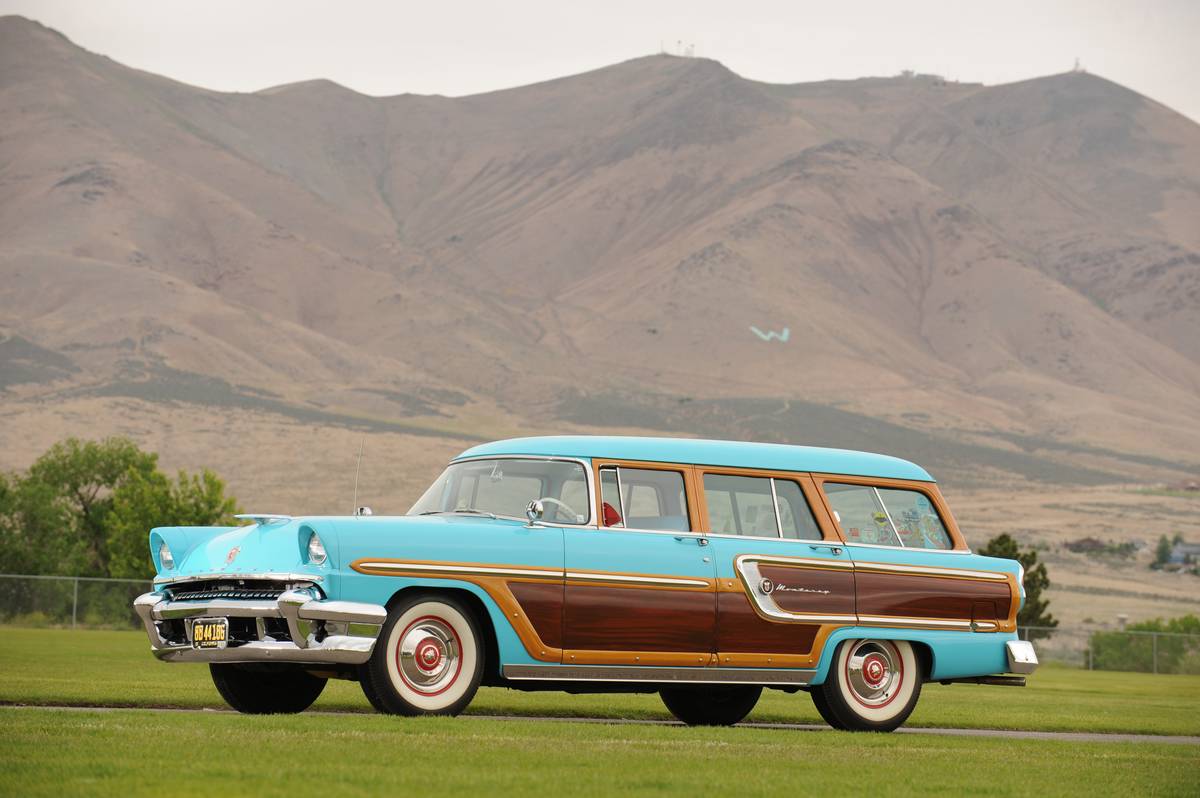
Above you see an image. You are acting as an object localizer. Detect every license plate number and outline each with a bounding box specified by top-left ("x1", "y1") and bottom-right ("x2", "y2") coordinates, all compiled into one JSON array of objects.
[{"x1": 192, "y1": 618, "x2": 229, "y2": 649}]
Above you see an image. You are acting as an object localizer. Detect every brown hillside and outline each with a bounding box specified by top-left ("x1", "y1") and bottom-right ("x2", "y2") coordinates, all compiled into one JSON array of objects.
[{"x1": 1, "y1": 15, "x2": 1199, "y2": 493}]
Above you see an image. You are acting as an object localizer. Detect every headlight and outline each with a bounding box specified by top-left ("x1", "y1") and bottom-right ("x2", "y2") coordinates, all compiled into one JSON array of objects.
[
  {"x1": 306, "y1": 531, "x2": 327, "y2": 565},
  {"x1": 158, "y1": 540, "x2": 175, "y2": 570}
]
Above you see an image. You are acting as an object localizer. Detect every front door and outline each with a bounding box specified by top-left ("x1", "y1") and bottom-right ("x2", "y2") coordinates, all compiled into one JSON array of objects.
[
  {"x1": 562, "y1": 463, "x2": 717, "y2": 666},
  {"x1": 700, "y1": 470, "x2": 855, "y2": 671}
]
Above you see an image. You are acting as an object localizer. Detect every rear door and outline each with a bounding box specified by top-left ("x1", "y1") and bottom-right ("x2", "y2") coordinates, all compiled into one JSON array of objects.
[
  {"x1": 562, "y1": 462, "x2": 717, "y2": 667},
  {"x1": 701, "y1": 470, "x2": 855, "y2": 670}
]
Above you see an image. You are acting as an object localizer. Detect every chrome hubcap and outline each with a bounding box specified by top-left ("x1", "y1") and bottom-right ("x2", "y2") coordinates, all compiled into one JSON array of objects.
[
  {"x1": 846, "y1": 641, "x2": 901, "y2": 707},
  {"x1": 397, "y1": 618, "x2": 460, "y2": 694}
]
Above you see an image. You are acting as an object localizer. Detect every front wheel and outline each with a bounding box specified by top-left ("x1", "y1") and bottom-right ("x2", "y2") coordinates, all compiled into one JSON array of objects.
[
  {"x1": 209, "y1": 663, "x2": 326, "y2": 714},
  {"x1": 660, "y1": 685, "x2": 762, "y2": 726},
  {"x1": 812, "y1": 639, "x2": 921, "y2": 732},
  {"x1": 360, "y1": 593, "x2": 483, "y2": 716}
]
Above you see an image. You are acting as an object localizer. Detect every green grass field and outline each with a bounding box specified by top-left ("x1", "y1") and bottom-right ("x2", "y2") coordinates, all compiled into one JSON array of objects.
[
  {"x1": 1, "y1": 627, "x2": 1197, "y2": 796},
  {"x1": 2, "y1": 626, "x2": 1197, "y2": 736}
]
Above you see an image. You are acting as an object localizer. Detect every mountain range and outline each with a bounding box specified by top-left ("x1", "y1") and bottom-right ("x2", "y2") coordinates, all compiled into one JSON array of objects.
[{"x1": 2, "y1": 14, "x2": 1199, "y2": 497}]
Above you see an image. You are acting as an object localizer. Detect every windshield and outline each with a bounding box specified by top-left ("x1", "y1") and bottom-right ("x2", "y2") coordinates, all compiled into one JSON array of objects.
[{"x1": 408, "y1": 458, "x2": 591, "y2": 525}]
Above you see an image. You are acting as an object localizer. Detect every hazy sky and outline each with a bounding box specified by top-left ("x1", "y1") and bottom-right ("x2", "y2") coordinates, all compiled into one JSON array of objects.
[{"x1": 3, "y1": 0, "x2": 1198, "y2": 121}]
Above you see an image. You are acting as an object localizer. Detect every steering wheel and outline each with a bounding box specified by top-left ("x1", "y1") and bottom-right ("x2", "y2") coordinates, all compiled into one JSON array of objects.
[{"x1": 538, "y1": 496, "x2": 580, "y2": 522}]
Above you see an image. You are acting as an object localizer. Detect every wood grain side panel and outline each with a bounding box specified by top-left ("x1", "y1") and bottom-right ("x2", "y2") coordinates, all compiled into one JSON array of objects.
[
  {"x1": 757, "y1": 564, "x2": 856, "y2": 616},
  {"x1": 716, "y1": 592, "x2": 818, "y2": 654},
  {"x1": 509, "y1": 581, "x2": 564, "y2": 649},
  {"x1": 854, "y1": 572, "x2": 1012, "y2": 621},
  {"x1": 564, "y1": 585, "x2": 714, "y2": 652}
]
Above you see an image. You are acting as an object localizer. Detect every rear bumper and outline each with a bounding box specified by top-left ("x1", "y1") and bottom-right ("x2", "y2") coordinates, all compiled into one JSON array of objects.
[
  {"x1": 1005, "y1": 639, "x2": 1039, "y2": 674},
  {"x1": 133, "y1": 588, "x2": 386, "y2": 665}
]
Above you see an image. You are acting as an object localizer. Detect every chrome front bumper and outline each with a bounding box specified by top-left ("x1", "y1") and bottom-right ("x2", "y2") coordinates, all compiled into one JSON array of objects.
[{"x1": 133, "y1": 588, "x2": 386, "y2": 665}]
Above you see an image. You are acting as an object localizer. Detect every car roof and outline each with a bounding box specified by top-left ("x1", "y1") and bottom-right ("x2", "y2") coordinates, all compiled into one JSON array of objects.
[{"x1": 454, "y1": 436, "x2": 935, "y2": 482}]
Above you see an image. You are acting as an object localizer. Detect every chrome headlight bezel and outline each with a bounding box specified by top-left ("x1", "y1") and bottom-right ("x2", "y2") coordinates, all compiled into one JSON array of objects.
[
  {"x1": 158, "y1": 540, "x2": 175, "y2": 571},
  {"x1": 306, "y1": 531, "x2": 328, "y2": 566}
]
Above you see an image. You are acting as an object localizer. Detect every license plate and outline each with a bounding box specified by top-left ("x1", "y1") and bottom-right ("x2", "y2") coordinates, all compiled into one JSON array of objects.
[{"x1": 191, "y1": 617, "x2": 229, "y2": 649}]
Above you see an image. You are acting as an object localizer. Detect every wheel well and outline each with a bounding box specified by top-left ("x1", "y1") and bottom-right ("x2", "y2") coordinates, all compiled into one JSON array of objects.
[
  {"x1": 909, "y1": 641, "x2": 934, "y2": 681},
  {"x1": 385, "y1": 586, "x2": 502, "y2": 685}
]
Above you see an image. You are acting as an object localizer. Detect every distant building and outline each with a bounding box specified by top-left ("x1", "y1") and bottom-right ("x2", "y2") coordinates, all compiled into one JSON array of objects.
[{"x1": 1167, "y1": 541, "x2": 1200, "y2": 567}]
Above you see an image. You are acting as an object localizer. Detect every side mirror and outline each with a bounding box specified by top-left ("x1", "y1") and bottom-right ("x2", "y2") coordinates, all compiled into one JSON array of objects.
[
  {"x1": 525, "y1": 499, "x2": 544, "y2": 525},
  {"x1": 356, "y1": 506, "x2": 373, "y2": 517}
]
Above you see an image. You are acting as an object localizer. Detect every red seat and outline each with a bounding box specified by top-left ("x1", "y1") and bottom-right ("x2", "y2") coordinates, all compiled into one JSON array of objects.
[{"x1": 602, "y1": 501, "x2": 622, "y2": 527}]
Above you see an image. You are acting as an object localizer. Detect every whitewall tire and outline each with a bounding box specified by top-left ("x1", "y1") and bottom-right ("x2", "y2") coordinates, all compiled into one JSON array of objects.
[
  {"x1": 360, "y1": 593, "x2": 483, "y2": 716},
  {"x1": 813, "y1": 639, "x2": 922, "y2": 732}
]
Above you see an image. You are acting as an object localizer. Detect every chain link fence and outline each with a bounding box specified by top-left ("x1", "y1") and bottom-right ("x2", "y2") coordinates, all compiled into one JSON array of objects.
[
  {"x1": 1, "y1": 574, "x2": 1198, "y2": 673},
  {"x1": 1019, "y1": 625, "x2": 1200, "y2": 675},
  {"x1": 0, "y1": 573, "x2": 151, "y2": 629}
]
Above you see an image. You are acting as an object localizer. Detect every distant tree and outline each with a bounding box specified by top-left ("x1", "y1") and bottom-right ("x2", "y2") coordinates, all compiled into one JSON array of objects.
[
  {"x1": 24, "y1": 438, "x2": 158, "y2": 575},
  {"x1": 1153, "y1": 535, "x2": 1174, "y2": 568},
  {"x1": 980, "y1": 533, "x2": 1058, "y2": 640},
  {"x1": 0, "y1": 437, "x2": 240, "y2": 580},
  {"x1": 106, "y1": 468, "x2": 240, "y2": 579}
]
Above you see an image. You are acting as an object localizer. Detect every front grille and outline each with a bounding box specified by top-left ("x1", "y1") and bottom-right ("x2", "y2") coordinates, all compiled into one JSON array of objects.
[
  {"x1": 169, "y1": 586, "x2": 286, "y2": 602},
  {"x1": 162, "y1": 578, "x2": 316, "y2": 603}
]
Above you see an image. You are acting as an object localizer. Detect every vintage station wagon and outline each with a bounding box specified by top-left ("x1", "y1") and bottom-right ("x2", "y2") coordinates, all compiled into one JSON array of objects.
[{"x1": 134, "y1": 436, "x2": 1037, "y2": 731}]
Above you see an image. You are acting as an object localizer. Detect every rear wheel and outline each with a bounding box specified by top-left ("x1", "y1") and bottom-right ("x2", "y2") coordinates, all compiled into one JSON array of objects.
[
  {"x1": 813, "y1": 639, "x2": 921, "y2": 732},
  {"x1": 209, "y1": 663, "x2": 326, "y2": 714},
  {"x1": 660, "y1": 685, "x2": 762, "y2": 726},
  {"x1": 360, "y1": 593, "x2": 483, "y2": 716}
]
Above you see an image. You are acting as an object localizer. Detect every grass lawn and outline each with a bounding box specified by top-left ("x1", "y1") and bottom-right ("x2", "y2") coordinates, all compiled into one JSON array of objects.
[
  {"x1": 1, "y1": 707, "x2": 1196, "y2": 797},
  {"x1": 2, "y1": 626, "x2": 1198, "y2": 736}
]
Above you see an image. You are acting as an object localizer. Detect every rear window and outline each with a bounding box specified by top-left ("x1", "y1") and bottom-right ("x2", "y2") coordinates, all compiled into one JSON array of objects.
[{"x1": 823, "y1": 483, "x2": 951, "y2": 550}]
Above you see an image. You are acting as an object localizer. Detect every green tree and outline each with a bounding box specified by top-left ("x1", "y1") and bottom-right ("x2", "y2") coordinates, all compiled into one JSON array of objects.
[
  {"x1": 106, "y1": 468, "x2": 241, "y2": 579},
  {"x1": 24, "y1": 438, "x2": 158, "y2": 575},
  {"x1": 1153, "y1": 535, "x2": 1173, "y2": 568},
  {"x1": 979, "y1": 533, "x2": 1058, "y2": 639}
]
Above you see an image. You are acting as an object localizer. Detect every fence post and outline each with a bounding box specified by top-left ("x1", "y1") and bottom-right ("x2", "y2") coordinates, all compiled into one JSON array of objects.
[
  {"x1": 71, "y1": 577, "x2": 78, "y2": 630},
  {"x1": 1152, "y1": 633, "x2": 1158, "y2": 675}
]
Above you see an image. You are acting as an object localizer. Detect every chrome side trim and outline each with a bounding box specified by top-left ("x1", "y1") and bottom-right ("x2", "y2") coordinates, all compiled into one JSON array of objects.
[
  {"x1": 354, "y1": 561, "x2": 561, "y2": 580},
  {"x1": 857, "y1": 615, "x2": 991, "y2": 631},
  {"x1": 844, "y1": 542, "x2": 972, "y2": 555},
  {"x1": 737, "y1": 554, "x2": 854, "y2": 571},
  {"x1": 852, "y1": 562, "x2": 1010, "y2": 581},
  {"x1": 503, "y1": 664, "x2": 813, "y2": 685},
  {"x1": 564, "y1": 571, "x2": 710, "y2": 588},
  {"x1": 154, "y1": 572, "x2": 323, "y2": 586}
]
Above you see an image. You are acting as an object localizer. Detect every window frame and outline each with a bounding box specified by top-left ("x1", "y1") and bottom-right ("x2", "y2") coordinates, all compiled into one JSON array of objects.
[
  {"x1": 693, "y1": 466, "x2": 840, "y2": 543},
  {"x1": 592, "y1": 460, "x2": 702, "y2": 534},
  {"x1": 810, "y1": 473, "x2": 969, "y2": 552}
]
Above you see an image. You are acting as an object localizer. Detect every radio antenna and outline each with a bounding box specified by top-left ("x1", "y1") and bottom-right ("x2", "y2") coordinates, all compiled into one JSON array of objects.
[{"x1": 352, "y1": 437, "x2": 365, "y2": 515}]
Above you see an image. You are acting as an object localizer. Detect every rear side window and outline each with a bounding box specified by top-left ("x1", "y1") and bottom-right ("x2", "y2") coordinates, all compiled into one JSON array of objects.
[
  {"x1": 599, "y1": 466, "x2": 690, "y2": 532},
  {"x1": 824, "y1": 483, "x2": 951, "y2": 550},
  {"x1": 703, "y1": 474, "x2": 822, "y2": 540}
]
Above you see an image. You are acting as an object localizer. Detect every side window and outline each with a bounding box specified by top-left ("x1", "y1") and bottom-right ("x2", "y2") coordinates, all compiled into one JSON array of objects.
[
  {"x1": 702, "y1": 474, "x2": 777, "y2": 536},
  {"x1": 701, "y1": 474, "x2": 822, "y2": 540},
  {"x1": 599, "y1": 466, "x2": 690, "y2": 531},
  {"x1": 773, "y1": 480, "x2": 822, "y2": 541},
  {"x1": 877, "y1": 488, "x2": 952, "y2": 550},
  {"x1": 823, "y1": 483, "x2": 902, "y2": 546}
]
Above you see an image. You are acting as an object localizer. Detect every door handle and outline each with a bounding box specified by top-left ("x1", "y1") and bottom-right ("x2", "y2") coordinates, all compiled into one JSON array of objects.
[
  {"x1": 811, "y1": 544, "x2": 843, "y2": 555},
  {"x1": 675, "y1": 535, "x2": 710, "y2": 547}
]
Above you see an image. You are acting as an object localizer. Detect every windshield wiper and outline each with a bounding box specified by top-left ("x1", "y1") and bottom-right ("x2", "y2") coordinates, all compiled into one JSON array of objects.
[{"x1": 418, "y1": 508, "x2": 498, "y2": 519}]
